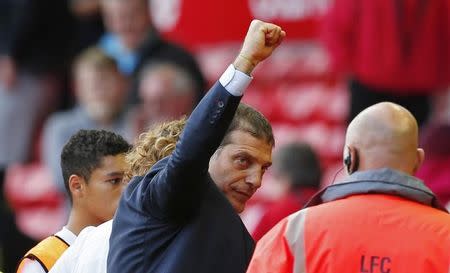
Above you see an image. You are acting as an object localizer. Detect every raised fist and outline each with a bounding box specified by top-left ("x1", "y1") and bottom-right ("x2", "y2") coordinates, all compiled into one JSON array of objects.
[{"x1": 234, "y1": 20, "x2": 285, "y2": 74}]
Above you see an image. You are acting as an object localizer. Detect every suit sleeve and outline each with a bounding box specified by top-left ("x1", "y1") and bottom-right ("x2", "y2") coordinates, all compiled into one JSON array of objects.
[{"x1": 142, "y1": 81, "x2": 242, "y2": 219}]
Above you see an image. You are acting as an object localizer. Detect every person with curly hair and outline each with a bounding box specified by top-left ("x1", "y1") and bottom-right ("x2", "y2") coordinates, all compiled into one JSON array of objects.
[{"x1": 49, "y1": 118, "x2": 187, "y2": 273}]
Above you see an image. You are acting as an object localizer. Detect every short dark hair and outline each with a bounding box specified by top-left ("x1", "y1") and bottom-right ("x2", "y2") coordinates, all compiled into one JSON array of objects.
[
  {"x1": 221, "y1": 103, "x2": 275, "y2": 147},
  {"x1": 61, "y1": 129, "x2": 131, "y2": 198},
  {"x1": 273, "y1": 142, "x2": 321, "y2": 189}
]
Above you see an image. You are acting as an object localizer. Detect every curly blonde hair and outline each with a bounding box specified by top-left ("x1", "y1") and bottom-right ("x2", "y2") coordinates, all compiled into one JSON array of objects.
[{"x1": 125, "y1": 117, "x2": 187, "y2": 180}]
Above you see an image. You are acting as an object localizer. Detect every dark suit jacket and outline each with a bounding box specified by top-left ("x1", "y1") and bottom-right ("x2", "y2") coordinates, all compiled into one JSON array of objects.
[{"x1": 107, "y1": 82, "x2": 255, "y2": 273}]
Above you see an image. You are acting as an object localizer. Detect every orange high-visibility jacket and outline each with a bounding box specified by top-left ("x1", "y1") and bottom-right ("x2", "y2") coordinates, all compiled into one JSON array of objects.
[
  {"x1": 16, "y1": 235, "x2": 69, "y2": 272},
  {"x1": 247, "y1": 168, "x2": 450, "y2": 273}
]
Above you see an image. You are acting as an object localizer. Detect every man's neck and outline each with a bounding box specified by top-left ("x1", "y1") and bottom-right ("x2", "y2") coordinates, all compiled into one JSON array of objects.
[{"x1": 66, "y1": 209, "x2": 100, "y2": 236}]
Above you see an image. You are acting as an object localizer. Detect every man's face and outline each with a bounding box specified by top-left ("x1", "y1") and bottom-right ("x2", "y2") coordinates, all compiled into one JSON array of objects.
[
  {"x1": 209, "y1": 130, "x2": 272, "y2": 213},
  {"x1": 139, "y1": 67, "x2": 195, "y2": 125},
  {"x1": 101, "y1": 0, "x2": 150, "y2": 49},
  {"x1": 82, "y1": 154, "x2": 128, "y2": 224},
  {"x1": 76, "y1": 65, "x2": 127, "y2": 123}
]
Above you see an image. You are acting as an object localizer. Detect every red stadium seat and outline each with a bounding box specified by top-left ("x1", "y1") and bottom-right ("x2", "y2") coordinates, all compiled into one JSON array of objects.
[{"x1": 4, "y1": 162, "x2": 67, "y2": 240}]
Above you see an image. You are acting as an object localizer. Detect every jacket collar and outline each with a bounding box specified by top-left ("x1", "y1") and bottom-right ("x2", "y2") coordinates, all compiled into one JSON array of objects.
[{"x1": 305, "y1": 168, "x2": 448, "y2": 213}]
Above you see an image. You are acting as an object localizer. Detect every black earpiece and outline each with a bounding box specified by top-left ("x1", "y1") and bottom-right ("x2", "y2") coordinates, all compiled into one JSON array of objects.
[
  {"x1": 344, "y1": 147, "x2": 359, "y2": 175},
  {"x1": 344, "y1": 154, "x2": 352, "y2": 174}
]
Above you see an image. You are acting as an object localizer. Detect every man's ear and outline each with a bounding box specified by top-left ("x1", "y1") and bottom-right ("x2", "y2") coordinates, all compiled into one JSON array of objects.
[
  {"x1": 68, "y1": 174, "x2": 86, "y2": 200},
  {"x1": 413, "y1": 148, "x2": 425, "y2": 174}
]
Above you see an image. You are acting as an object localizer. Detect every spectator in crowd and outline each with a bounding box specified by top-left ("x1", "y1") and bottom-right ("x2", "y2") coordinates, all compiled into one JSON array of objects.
[
  {"x1": 417, "y1": 124, "x2": 450, "y2": 209},
  {"x1": 107, "y1": 20, "x2": 285, "y2": 273},
  {"x1": 42, "y1": 47, "x2": 132, "y2": 192},
  {"x1": 247, "y1": 102, "x2": 450, "y2": 273},
  {"x1": 0, "y1": 1, "x2": 75, "y2": 271},
  {"x1": 48, "y1": 118, "x2": 187, "y2": 273},
  {"x1": 69, "y1": 0, "x2": 105, "y2": 55},
  {"x1": 0, "y1": 0, "x2": 74, "y2": 170},
  {"x1": 417, "y1": 93, "x2": 450, "y2": 209},
  {"x1": 252, "y1": 142, "x2": 321, "y2": 241},
  {"x1": 321, "y1": 0, "x2": 450, "y2": 127},
  {"x1": 98, "y1": 0, "x2": 205, "y2": 103},
  {"x1": 17, "y1": 129, "x2": 131, "y2": 273},
  {"x1": 132, "y1": 60, "x2": 198, "y2": 135}
]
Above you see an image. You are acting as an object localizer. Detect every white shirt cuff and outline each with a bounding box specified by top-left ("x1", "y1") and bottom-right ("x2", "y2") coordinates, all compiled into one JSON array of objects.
[{"x1": 219, "y1": 64, "x2": 252, "y2": 96}]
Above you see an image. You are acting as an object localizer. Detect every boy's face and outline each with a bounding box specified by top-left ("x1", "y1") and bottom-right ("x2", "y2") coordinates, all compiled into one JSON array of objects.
[
  {"x1": 75, "y1": 65, "x2": 127, "y2": 123},
  {"x1": 82, "y1": 154, "x2": 128, "y2": 224}
]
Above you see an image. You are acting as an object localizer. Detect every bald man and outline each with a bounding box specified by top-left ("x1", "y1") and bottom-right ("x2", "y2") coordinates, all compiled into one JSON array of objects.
[{"x1": 247, "y1": 102, "x2": 450, "y2": 273}]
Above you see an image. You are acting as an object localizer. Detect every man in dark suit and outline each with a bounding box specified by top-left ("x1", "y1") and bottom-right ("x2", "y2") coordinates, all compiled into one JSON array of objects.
[{"x1": 107, "y1": 20, "x2": 285, "y2": 273}]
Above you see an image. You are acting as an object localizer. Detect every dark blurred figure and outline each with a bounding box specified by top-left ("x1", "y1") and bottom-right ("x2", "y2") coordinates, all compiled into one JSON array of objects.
[
  {"x1": 0, "y1": 1, "x2": 75, "y2": 272},
  {"x1": 98, "y1": 0, "x2": 205, "y2": 103},
  {"x1": 252, "y1": 142, "x2": 321, "y2": 241},
  {"x1": 69, "y1": 0, "x2": 104, "y2": 55},
  {"x1": 0, "y1": 0, "x2": 74, "y2": 84},
  {"x1": 322, "y1": 0, "x2": 450, "y2": 127},
  {"x1": 0, "y1": 0, "x2": 75, "y2": 168}
]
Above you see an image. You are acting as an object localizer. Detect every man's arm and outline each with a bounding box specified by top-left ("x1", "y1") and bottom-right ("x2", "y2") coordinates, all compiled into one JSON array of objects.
[{"x1": 142, "y1": 20, "x2": 285, "y2": 218}]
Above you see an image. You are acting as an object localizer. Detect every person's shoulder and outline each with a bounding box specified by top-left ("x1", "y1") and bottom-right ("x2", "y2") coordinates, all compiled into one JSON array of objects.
[
  {"x1": 64, "y1": 226, "x2": 97, "y2": 254},
  {"x1": 44, "y1": 108, "x2": 83, "y2": 132},
  {"x1": 28, "y1": 234, "x2": 60, "y2": 252},
  {"x1": 17, "y1": 258, "x2": 47, "y2": 273},
  {"x1": 20, "y1": 235, "x2": 70, "y2": 272},
  {"x1": 77, "y1": 225, "x2": 97, "y2": 239},
  {"x1": 422, "y1": 206, "x2": 450, "y2": 223},
  {"x1": 93, "y1": 220, "x2": 113, "y2": 235}
]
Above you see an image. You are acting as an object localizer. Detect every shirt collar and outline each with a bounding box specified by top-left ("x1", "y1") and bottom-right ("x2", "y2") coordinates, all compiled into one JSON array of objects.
[
  {"x1": 55, "y1": 226, "x2": 77, "y2": 246},
  {"x1": 305, "y1": 168, "x2": 448, "y2": 213}
]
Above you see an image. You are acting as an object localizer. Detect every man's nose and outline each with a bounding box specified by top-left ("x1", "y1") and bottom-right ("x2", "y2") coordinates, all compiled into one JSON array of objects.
[{"x1": 246, "y1": 169, "x2": 263, "y2": 189}]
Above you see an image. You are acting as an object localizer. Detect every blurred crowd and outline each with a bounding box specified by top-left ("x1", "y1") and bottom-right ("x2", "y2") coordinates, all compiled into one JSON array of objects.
[
  {"x1": 0, "y1": 0, "x2": 449, "y2": 272},
  {"x1": 0, "y1": 0, "x2": 206, "y2": 270}
]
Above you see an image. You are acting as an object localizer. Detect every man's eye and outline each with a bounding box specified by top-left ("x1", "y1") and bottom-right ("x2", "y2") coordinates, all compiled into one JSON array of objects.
[
  {"x1": 235, "y1": 157, "x2": 249, "y2": 167},
  {"x1": 108, "y1": 178, "x2": 123, "y2": 185}
]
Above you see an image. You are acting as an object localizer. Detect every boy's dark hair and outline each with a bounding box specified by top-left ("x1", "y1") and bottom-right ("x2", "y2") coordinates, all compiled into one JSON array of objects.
[
  {"x1": 61, "y1": 129, "x2": 131, "y2": 198},
  {"x1": 220, "y1": 103, "x2": 275, "y2": 147}
]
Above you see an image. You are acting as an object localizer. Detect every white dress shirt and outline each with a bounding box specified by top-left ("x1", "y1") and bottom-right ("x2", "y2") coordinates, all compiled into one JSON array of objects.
[{"x1": 49, "y1": 221, "x2": 112, "y2": 273}]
